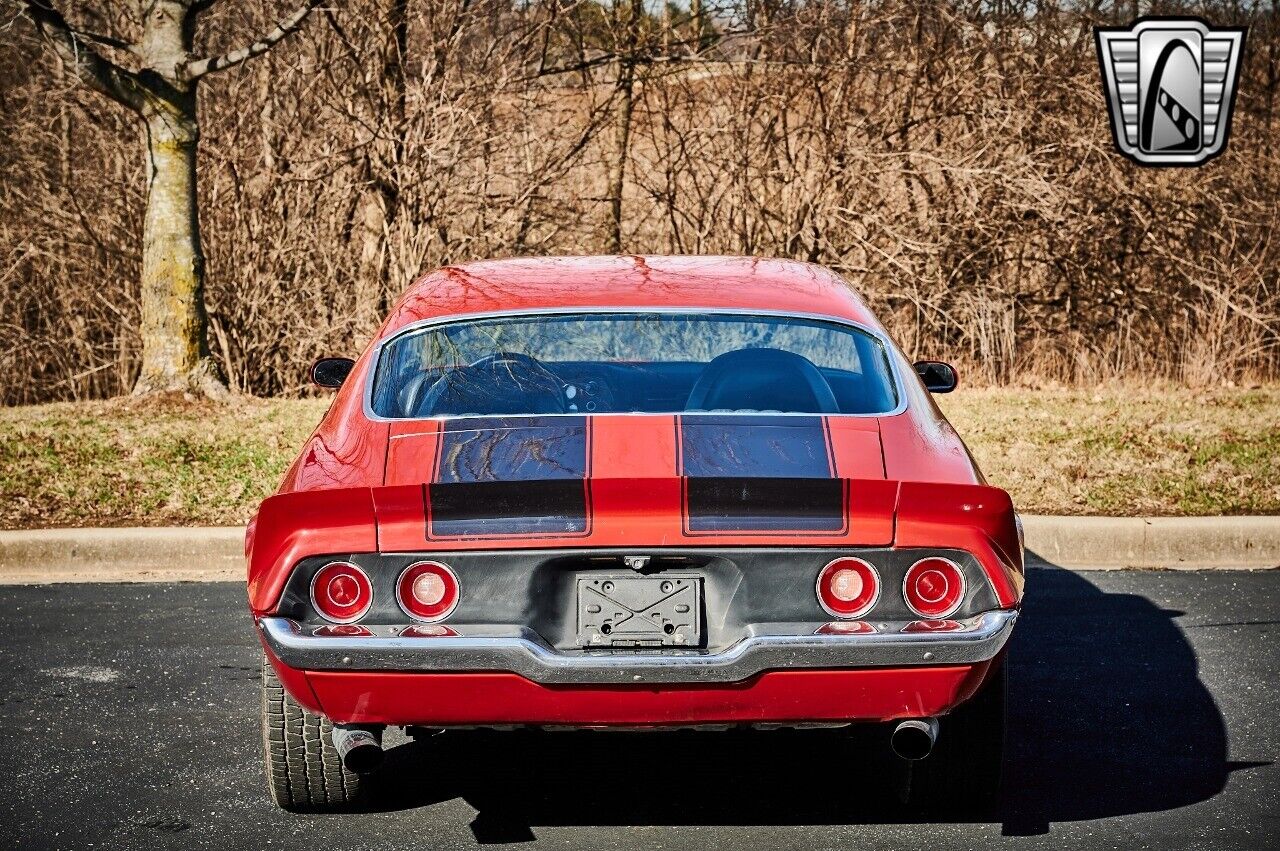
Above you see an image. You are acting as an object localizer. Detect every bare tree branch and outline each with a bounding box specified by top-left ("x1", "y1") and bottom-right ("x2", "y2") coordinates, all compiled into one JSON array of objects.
[
  {"x1": 67, "y1": 25, "x2": 136, "y2": 55},
  {"x1": 15, "y1": 1, "x2": 144, "y2": 111},
  {"x1": 184, "y1": 0, "x2": 323, "y2": 80}
]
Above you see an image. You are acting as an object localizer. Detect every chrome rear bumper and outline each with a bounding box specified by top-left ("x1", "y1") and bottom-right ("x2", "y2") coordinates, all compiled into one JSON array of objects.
[{"x1": 258, "y1": 610, "x2": 1017, "y2": 686}]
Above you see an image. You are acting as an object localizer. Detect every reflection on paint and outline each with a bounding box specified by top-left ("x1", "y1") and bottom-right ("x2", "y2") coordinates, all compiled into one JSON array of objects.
[
  {"x1": 900, "y1": 619, "x2": 963, "y2": 634},
  {"x1": 312, "y1": 624, "x2": 374, "y2": 637},
  {"x1": 815, "y1": 620, "x2": 878, "y2": 635},
  {"x1": 399, "y1": 624, "x2": 460, "y2": 638}
]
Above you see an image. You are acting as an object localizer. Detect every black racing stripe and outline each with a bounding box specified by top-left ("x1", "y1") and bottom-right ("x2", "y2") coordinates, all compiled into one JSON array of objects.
[
  {"x1": 428, "y1": 416, "x2": 591, "y2": 538},
  {"x1": 429, "y1": 480, "x2": 590, "y2": 537},
  {"x1": 679, "y1": 415, "x2": 845, "y2": 534},
  {"x1": 679, "y1": 415, "x2": 835, "y2": 478},
  {"x1": 683, "y1": 477, "x2": 847, "y2": 533}
]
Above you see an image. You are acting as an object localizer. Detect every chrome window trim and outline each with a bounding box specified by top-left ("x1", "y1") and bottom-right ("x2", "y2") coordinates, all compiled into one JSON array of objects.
[{"x1": 360, "y1": 306, "x2": 911, "y2": 423}]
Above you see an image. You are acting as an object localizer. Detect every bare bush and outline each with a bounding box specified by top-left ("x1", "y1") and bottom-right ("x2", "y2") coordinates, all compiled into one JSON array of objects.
[{"x1": 1, "y1": 0, "x2": 1277, "y2": 403}]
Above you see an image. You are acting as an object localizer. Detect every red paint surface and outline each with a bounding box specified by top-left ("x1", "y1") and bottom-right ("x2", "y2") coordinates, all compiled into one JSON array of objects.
[
  {"x1": 247, "y1": 487, "x2": 378, "y2": 614},
  {"x1": 247, "y1": 256, "x2": 1023, "y2": 723},
  {"x1": 261, "y1": 642, "x2": 326, "y2": 716},
  {"x1": 248, "y1": 476, "x2": 1019, "y2": 619},
  {"x1": 379, "y1": 256, "x2": 887, "y2": 340},
  {"x1": 826, "y1": 416, "x2": 887, "y2": 478},
  {"x1": 301, "y1": 663, "x2": 993, "y2": 726},
  {"x1": 376, "y1": 414, "x2": 897, "y2": 553},
  {"x1": 895, "y1": 481, "x2": 1024, "y2": 606}
]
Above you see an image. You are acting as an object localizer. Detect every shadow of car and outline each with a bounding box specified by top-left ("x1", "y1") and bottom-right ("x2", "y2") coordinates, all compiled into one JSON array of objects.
[{"x1": 350, "y1": 556, "x2": 1247, "y2": 841}]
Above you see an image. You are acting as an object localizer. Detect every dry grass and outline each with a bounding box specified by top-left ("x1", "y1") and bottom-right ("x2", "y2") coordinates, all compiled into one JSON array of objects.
[
  {"x1": 938, "y1": 385, "x2": 1280, "y2": 517},
  {"x1": 0, "y1": 394, "x2": 329, "y2": 529},
  {"x1": 1, "y1": 386, "x2": 1276, "y2": 529}
]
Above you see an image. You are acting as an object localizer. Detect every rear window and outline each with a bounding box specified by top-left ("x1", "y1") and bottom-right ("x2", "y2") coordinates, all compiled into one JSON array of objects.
[{"x1": 369, "y1": 311, "x2": 898, "y2": 418}]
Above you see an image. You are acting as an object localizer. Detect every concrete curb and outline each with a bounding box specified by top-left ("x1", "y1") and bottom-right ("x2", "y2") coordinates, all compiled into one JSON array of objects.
[
  {"x1": 0, "y1": 527, "x2": 244, "y2": 583},
  {"x1": 0, "y1": 517, "x2": 1277, "y2": 583},
  {"x1": 1022, "y1": 515, "x2": 1280, "y2": 569}
]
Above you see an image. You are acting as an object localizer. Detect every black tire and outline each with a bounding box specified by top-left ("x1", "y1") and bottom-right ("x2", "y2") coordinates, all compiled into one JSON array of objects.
[
  {"x1": 908, "y1": 659, "x2": 1007, "y2": 814},
  {"x1": 261, "y1": 656, "x2": 364, "y2": 812}
]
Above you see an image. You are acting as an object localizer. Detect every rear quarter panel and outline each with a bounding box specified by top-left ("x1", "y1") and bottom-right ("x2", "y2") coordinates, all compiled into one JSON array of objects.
[
  {"x1": 878, "y1": 349, "x2": 985, "y2": 486},
  {"x1": 278, "y1": 346, "x2": 389, "y2": 494}
]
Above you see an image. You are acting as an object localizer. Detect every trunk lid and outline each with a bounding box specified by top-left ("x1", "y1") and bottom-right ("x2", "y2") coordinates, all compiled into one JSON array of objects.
[{"x1": 375, "y1": 414, "x2": 896, "y2": 552}]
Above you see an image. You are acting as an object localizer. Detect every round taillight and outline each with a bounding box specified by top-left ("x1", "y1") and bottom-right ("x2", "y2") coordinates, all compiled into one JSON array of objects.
[
  {"x1": 396, "y1": 561, "x2": 460, "y2": 622},
  {"x1": 903, "y1": 557, "x2": 966, "y2": 619},
  {"x1": 816, "y1": 557, "x2": 880, "y2": 619},
  {"x1": 310, "y1": 562, "x2": 373, "y2": 623}
]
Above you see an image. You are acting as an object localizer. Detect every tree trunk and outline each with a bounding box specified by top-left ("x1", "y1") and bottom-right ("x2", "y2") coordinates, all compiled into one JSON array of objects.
[
  {"x1": 353, "y1": 180, "x2": 390, "y2": 347},
  {"x1": 132, "y1": 94, "x2": 225, "y2": 397},
  {"x1": 21, "y1": 0, "x2": 325, "y2": 399},
  {"x1": 661, "y1": 2, "x2": 671, "y2": 55},
  {"x1": 606, "y1": 1, "x2": 641, "y2": 255},
  {"x1": 605, "y1": 63, "x2": 634, "y2": 255},
  {"x1": 352, "y1": 0, "x2": 409, "y2": 351},
  {"x1": 130, "y1": 0, "x2": 226, "y2": 397}
]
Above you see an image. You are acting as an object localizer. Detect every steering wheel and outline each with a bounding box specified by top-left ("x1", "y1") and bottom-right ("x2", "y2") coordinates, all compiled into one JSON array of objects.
[
  {"x1": 467, "y1": 351, "x2": 550, "y2": 373},
  {"x1": 686, "y1": 348, "x2": 840, "y2": 413},
  {"x1": 414, "y1": 351, "x2": 567, "y2": 416}
]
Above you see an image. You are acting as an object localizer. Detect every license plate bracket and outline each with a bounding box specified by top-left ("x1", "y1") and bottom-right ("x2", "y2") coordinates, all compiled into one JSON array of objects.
[{"x1": 576, "y1": 574, "x2": 702, "y2": 648}]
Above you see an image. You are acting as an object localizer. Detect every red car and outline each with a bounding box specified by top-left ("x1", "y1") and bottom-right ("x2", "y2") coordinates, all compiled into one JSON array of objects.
[{"x1": 249, "y1": 255, "x2": 1023, "y2": 812}]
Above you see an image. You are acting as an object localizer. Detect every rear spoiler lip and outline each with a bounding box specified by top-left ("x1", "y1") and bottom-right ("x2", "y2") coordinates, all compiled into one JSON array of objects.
[{"x1": 247, "y1": 480, "x2": 1023, "y2": 615}]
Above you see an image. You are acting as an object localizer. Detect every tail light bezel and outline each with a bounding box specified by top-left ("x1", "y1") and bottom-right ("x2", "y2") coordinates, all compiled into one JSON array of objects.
[
  {"x1": 309, "y1": 561, "x2": 374, "y2": 624},
  {"x1": 902, "y1": 556, "x2": 967, "y2": 619},
  {"x1": 396, "y1": 560, "x2": 461, "y2": 623},
  {"x1": 815, "y1": 556, "x2": 882, "y2": 620}
]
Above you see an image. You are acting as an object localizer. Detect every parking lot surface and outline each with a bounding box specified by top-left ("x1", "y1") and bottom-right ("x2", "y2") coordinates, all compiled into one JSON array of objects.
[{"x1": 2, "y1": 564, "x2": 1276, "y2": 850}]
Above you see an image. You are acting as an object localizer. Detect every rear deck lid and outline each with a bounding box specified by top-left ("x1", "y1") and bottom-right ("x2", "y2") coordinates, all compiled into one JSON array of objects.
[{"x1": 375, "y1": 414, "x2": 896, "y2": 551}]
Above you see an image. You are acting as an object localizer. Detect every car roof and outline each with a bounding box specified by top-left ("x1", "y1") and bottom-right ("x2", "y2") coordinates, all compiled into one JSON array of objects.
[{"x1": 378, "y1": 255, "x2": 881, "y2": 338}]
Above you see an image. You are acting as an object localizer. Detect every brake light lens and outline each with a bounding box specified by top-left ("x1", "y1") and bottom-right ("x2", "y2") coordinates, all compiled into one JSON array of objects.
[
  {"x1": 310, "y1": 562, "x2": 373, "y2": 623},
  {"x1": 815, "y1": 620, "x2": 878, "y2": 635},
  {"x1": 400, "y1": 624, "x2": 459, "y2": 638},
  {"x1": 312, "y1": 624, "x2": 374, "y2": 637},
  {"x1": 397, "y1": 561, "x2": 460, "y2": 622},
  {"x1": 816, "y1": 557, "x2": 880, "y2": 619},
  {"x1": 901, "y1": 619, "x2": 963, "y2": 634},
  {"x1": 903, "y1": 557, "x2": 966, "y2": 618}
]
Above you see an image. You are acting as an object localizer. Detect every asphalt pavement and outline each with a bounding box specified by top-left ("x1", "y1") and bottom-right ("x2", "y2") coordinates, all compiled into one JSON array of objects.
[{"x1": 1, "y1": 563, "x2": 1276, "y2": 850}]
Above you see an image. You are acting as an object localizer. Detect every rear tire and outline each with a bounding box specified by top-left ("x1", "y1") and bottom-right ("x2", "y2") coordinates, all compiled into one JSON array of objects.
[
  {"x1": 908, "y1": 660, "x2": 1007, "y2": 814},
  {"x1": 261, "y1": 656, "x2": 365, "y2": 812}
]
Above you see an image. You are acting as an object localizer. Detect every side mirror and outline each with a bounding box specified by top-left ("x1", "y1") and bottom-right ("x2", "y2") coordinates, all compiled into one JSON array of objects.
[
  {"x1": 913, "y1": 360, "x2": 958, "y2": 393},
  {"x1": 311, "y1": 357, "x2": 356, "y2": 389}
]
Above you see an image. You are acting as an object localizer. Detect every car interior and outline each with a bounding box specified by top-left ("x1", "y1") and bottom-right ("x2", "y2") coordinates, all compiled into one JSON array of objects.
[
  {"x1": 382, "y1": 347, "x2": 896, "y2": 418},
  {"x1": 368, "y1": 312, "x2": 901, "y2": 419}
]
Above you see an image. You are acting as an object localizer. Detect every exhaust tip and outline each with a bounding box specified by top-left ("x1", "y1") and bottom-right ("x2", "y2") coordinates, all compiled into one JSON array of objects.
[
  {"x1": 332, "y1": 725, "x2": 384, "y2": 775},
  {"x1": 343, "y1": 741, "x2": 384, "y2": 774},
  {"x1": 890, "y1": 717, "x2": 938, "y2": 761}
]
